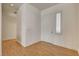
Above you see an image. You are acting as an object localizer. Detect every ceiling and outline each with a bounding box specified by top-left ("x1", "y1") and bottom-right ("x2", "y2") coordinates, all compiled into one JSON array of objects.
[
  {"x1": 2, "y1": 3, "x2": 58, "y2": 17},
  {"x1": 30, "y1": 3, "x2": 58, "y2": 10},
  {"x1": 2, "y1": 3, "x2": 22, "y2": 13},
  {"x1": 2, "y1": 3, "x2": 58, "y2": 13},
  {"x1": 2, "y1": 3, "x2": 58, "y2": 22}
]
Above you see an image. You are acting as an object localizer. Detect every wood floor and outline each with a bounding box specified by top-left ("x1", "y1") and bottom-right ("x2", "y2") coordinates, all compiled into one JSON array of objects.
[{"x1": 2, "y1": 39, "x2": 78, "y2": 56}]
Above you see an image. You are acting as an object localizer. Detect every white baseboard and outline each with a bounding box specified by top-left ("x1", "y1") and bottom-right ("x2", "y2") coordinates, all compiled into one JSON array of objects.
[
  {"x1": 41, "y1": 40, "x2": 78, "y2": 51},
  {"x1": 2, "y1": 38, "x2": 16, "y2": 41},
  {"x1": 16, "y1": 40, "x2": 25, "y2": 47},
  {"x1": 16, "y1": 40, "x2": 41, "y2": 47},
  {"x1": 22, "y1": 40, "x2": 41, "y2": 47}
]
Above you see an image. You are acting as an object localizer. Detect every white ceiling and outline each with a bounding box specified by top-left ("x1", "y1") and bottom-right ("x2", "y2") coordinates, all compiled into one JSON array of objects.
[
  {"x1": 30, "y1": 3, "x2": 58, "y2": 10},
  {"x1": 2, "y1": 3, "x2": 58, "y2": 14},
  {"x1": 2, "y1": 3, "x2": 22, "y2": 13},
  {"x1": 2, "y1": 3, "x2": 58, "y2": 18},
  {"x1": 2, "y1": 3, "x2": 58, "y2": 21}
]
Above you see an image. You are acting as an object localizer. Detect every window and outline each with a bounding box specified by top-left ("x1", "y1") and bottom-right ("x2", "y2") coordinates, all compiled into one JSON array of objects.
[{"x1": 55, "y1": 12, "x2": 62, "y2": 34}]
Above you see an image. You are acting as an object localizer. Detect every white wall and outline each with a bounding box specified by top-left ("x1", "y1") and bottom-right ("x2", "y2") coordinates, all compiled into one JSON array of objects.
[
  {"x1": 0, "y1": 3, "x2": 2, "y2": 56},
  {"x1": 41, "y1": 4, "x2": 78, "y2": 50},
  {"x1": 2, "y1": 10, "x2": 17, "y2": 40},
  {"x1": 76, "y1": 4, "x2": 79, "y2": 51},
  {"x1": 17, "y1": 4, "x2": 41, "y2": 47}
]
